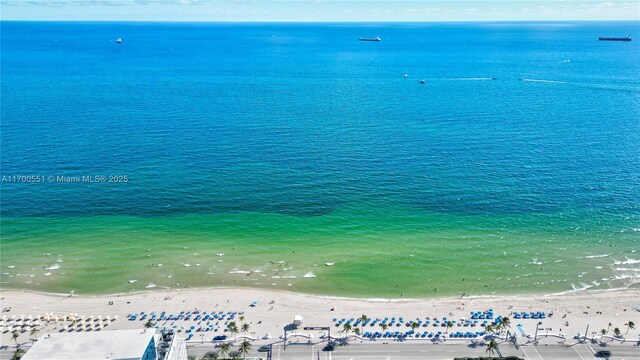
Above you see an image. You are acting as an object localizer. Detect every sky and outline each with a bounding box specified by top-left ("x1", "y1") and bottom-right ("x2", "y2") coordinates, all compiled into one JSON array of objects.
[{"x1": 1, "y1": 0, "x2": 639, "y2": 22}]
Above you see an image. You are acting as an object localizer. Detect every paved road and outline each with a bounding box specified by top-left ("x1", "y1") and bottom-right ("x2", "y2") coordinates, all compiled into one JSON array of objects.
[
  {"x1": 185, "y1": 342, "x2": 640, "y2": 360},
  {"x1": 2, "y1": 341, "x2": 636, "y2": 359}
]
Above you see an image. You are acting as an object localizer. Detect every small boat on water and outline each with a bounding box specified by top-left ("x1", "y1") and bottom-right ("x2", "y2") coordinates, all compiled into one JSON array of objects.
[
  {"x1": 359, "y1": 36, "x2": 381, "y2": 42},
  {"x1": 598, "y1": 35, "x2": 631, "y2": 41},
  {"x1": 116, "y1": 37, "x2": 122, "y2": 44}
]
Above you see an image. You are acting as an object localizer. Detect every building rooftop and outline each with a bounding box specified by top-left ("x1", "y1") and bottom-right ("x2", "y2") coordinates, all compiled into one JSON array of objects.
[{"x1": 22, "y1": 329, "x2": 155, "y2": 360}]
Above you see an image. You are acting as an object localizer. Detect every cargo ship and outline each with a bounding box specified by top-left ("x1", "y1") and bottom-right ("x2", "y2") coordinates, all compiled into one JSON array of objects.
[
  {"x1": 359, "y1": 36, "x2": 381, "y2": 42},
  {"x1": 598, "y1": 35, "x2": 631, "y2": 41}
]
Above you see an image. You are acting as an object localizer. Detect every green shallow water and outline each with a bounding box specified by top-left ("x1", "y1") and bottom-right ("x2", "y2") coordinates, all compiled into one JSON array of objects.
[{"x1": 2, "y1": 204, "x2": 638, "y2": 297}]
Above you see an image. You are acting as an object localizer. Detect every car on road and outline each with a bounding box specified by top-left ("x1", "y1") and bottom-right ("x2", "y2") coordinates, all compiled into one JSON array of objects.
[{"x1": 594, "y1": 350, "x2": 611, "y2": 359}]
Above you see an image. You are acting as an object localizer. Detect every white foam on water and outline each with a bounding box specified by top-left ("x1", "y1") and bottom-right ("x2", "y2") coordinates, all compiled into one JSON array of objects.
[
  {"x1": 559, "y1": 282, "x2": 594, "y2": 294},
  {"x1": 7, "y1": 266, "x2": 15, "y2": 269},
  {"x1": 325, "y1": 262, "x2": 335, "y2": 266},
  {"x1": 585, "y1": 254, "x2": 610, "y2": 259},
  {"x1": 45, "y1": 264, "x2": 61, "y2": 270},
  {"x1": 128, "y1": 280, "x2": 137, "y2": 284},
  {"x1": 613, "y1": 258, "x2": 640, "y2": 265},
  {"x1": 614, "y1": 267, "x2": 640, "y2": 272},
  {"x1": 145, "y1": 283, "x2": 157, "y2": 289},
  {"x1": 183, "y1": 263, "x2": 191, "y2": 267},
  {"x1": 44, "y1": 272, "x2": 51, "y2": 276},
  {"x1": 520, "y1": 78, "x2": 567, "y2": 84},
  {"x1": 613, "y1": 274, "x2": 636, "y2": 280},
  {"x1": 229, "y1": 270, "x2": 251, "y2": 274},
  {"x1": 303, "y1": 272, "x2": 316, "y2": 278}
]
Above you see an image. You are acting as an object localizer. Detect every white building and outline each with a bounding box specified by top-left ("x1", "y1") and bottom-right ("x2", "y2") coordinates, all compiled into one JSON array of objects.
[{"x1": 22, "y1": 329, "x2": 187, "y2": 360}]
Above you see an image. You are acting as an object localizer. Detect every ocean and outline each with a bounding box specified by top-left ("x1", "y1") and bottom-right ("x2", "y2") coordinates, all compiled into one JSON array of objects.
[{"x1": 1, "y1": 21, "x2": 639, "y2": 297}]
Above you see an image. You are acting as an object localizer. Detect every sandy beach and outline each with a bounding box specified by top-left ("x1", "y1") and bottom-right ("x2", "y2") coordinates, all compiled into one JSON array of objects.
[{"x1": 2, "y1": 288, "x2": 639, "y2": 348}]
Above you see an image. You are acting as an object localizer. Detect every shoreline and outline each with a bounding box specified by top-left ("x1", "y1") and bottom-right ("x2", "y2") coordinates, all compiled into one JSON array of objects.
[{"x1": 3, "y1": 284, "x2": 640, "y2": 303}]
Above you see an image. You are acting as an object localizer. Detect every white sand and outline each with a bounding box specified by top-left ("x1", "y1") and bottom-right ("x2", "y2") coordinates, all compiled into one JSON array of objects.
[{"x1": 1, "y1": 288, "x2": 639, "y2": 347}]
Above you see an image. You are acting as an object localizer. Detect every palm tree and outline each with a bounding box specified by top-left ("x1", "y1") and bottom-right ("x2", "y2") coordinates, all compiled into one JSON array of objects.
[
  {"x1": 201, "y1": 351, "x2": 218, "y2": 360},
  {"x1": 144, "y1": 320, "x2": 154, "y2": 329},
  {"x1": 238, "y1": 315, "x2": 245, "y2": 325},
  {"x1": 11, "y1": 348, "x2": 25, "y2": 360},
  {"x1": 343, "y1": 323, "x2": 352, "y2": 339},
  {"x1": 411, "y1": 322, "x2": 420, "y2": 332},
  {"x1": 238, "y1": 340, "x2": 251, "y2": 359},
  {"x1": 360, "y1": 314, "x2": 368, "y2": 324},
  {"x1": 613, "y1": 327, "x2": 621, "y2": 339},
  {"x1": 218, "y1": 343, "x2": 230, "y2": 359},
  {"x1": 494, "y1": 322, "x2": 503, "y2": 334},
  {"x1": 354, "y1": 327, "x2": 361, "y2": 335},
  {"x1": 485, "y1": 324, "x2": 494, "y2": 333},
  {"x1": 445, "y1": 321, "x2": 453, "y2": 334},
  {"x1": 501, "y1": 317, "x2": 511, "y2": 330},
  {"x1": 607, "y1": 322, "x2": 612, "y2": 333},
  {"x1": 241, "y1": 323, "x2": 250, "y2": 337},
  {"x1": 29, "y1": 327, "x2": 40, "y2": 344},
  {"x1": 486, "y1": 339, "x2": 499, "y2": 357},
  {"x1": 380, "y1": 323, "x2": 388, "y2": 332},
  {"x1": 600, "y1": 329, "x2": 607, "y2": 339},
  {"x1": 228, "y1": 322, "x2": 239, "y2": 342},
  {"x1": 11, "y1": 331, "x2": 19, "y2": 346},
  {"x1": 625, "y1": 320, "x2": 635, "y2": 334}
]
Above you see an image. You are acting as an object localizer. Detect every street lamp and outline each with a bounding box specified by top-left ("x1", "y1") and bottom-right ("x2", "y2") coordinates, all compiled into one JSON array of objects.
[{"x1": 534, "y1": 322, "x2": 543, "y2": 342}]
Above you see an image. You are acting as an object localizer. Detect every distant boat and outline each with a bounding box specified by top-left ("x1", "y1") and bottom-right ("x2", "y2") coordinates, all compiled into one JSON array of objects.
[
  {"x1": 116, "y1": 37, "x2": 122, "y2": 44},
  {"x1": 359, "y1": 36, "x2": 381, "y2": 42},
  {"x1": 420, "y1": 79, "x2": 426, "y2": 84},
  {"x1": 598, "y1": 35, "x2": 631, "y2": 41}
]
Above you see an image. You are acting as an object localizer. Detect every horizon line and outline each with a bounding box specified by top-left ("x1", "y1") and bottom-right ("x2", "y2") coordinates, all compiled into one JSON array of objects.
[{"x1": 2, "y1": 19, "x2": 639, "y2": 23}]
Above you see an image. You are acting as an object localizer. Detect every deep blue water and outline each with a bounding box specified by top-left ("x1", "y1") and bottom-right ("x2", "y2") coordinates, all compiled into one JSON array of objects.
[{"x1": 1, "y1": 21, "x2": 639, "y2": 219}]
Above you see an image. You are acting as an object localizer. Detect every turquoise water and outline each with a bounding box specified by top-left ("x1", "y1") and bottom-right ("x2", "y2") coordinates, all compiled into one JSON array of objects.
[{"x1": 1, "y1": 21, "x2": 639, "y2": 297}]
